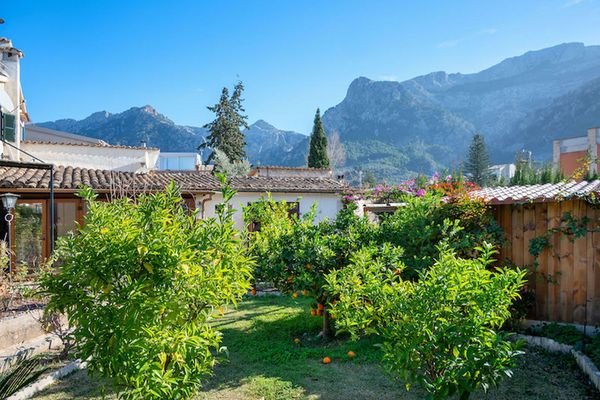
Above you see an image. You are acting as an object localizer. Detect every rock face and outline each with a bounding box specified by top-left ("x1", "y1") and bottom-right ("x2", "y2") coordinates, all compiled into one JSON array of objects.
[
  {"x1": 37, "y1": 108, "x2": 308, "y2": 167},
  {"x1": 322, "y1": 42, "x2": 600, "y2": 181}
]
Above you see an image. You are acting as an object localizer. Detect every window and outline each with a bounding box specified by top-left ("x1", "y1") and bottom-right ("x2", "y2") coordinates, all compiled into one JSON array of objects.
[
  {"x1": 159, "y1": 156, "x2": 196, "y2": 170},
  {"x1": 0, "y1": 111, "x2": 16, "y2": 142},
  {"x1": 286, "y1": 202, "x2": 300, "y2": 218},
  {"x1": 55, "y1": 201, "x2": 79, "y2": 238}
]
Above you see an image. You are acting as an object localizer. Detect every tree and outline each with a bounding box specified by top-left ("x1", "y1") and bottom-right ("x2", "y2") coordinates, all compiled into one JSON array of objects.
[
  {"x1": 464, "y1": 134, "x2": 491, "y2": 187},
  {"x1": 327, "y1": 130, "x2": 346, "y2": 171},
  {"x1": 244, "y1": 200, "x2": 375, "y2": 339},
  {"x1": 307, "y1": 109, "x2": 330, "y2": 169},
  {"x1": 362, "y1": 170, "x2": 377, "y2": 188},
  {"x1": 327, "y1": 244, "x2": 526, "y2": 400},
  {"x1": 200, "y1": 81, "x2": 249, "y2": 163},
  {"x1": 212, "y1": 148, "x2": 250, "y2": 177},
  {"x1": 41, "y1": 182, "x2": 253, "y2": 399}
]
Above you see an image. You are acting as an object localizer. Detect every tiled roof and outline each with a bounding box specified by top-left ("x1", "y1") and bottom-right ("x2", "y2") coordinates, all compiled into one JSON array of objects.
[
  {"x1": 472, "y1": 180, "x2": 600, "y2": 204},
  {"x1": 0, "y1": 164, "x2": 346, "y2": 194},
  {"x1": 0, "y1": 165, "x2": 220, "y2": 191},
  {"x1": 229, "y1": 176, "x2": 346, "y2": 193}
]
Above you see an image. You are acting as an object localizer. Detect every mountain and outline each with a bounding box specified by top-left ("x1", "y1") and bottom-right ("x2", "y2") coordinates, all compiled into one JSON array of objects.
[
  {"x1": 244, "y1": 120, "x2": 307, "y2": 166},
  {"x1": 38, "y1": 43, "x2": 600, "y2": 182},
  {"x1": 37, "y1": 107, "x2": 307, "y2": 166},
  {"x1": 322, "y1": 42, "x2": 600, "y2": 181},
  {"x1": 504, "y1": 76, "x2": 600, "y2": 160}
]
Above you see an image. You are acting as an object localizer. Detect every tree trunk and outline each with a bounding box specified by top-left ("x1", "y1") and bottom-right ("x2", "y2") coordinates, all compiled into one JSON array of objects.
[{"x1": 322, "y1": 308, "x2": 333, "y2": 339}]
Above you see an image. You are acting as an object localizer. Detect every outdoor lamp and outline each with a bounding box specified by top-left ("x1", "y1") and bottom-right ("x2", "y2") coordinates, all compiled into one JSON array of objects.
[
  {"x1": 0, "y1": 193, "x2": 20, "y2": 210},
  {"x1": 0, "y1": 193, "x2": 19, "y2": 273}
]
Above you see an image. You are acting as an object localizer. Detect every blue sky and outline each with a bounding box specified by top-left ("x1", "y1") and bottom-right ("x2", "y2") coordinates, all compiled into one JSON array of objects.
[{"x1": 3, "y1": 0, "x2": 600, "y2": 134}]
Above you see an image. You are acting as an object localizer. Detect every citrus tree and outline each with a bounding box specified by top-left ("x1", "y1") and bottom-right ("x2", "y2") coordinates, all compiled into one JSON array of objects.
[
  {"x1": 244, "y1": 200, "x2": 377, "y2": 338},
  {"x1": 40, "y1": 181, "x2": 253, "y2": 399},
  {"x1": 326, "y1": 243, "x2": 526, "y2": 400},
  {"x1": 378, "y1": 192, "x2": 503, "y2": 279}
]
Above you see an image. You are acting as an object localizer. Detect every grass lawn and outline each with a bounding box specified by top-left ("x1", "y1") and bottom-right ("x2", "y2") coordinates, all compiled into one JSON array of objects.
[{"x1": 33, "y1": 295, "x2": 600, "y2": 400}]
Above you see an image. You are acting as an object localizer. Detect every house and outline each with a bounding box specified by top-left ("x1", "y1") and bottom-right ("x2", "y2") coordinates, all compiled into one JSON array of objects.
[
  {"x1": 0, "y1": 36, "x2": 29, "y2": 161},
  {"x1": 553, "y1": 127, "x2": 600, "y2": 177},
  {"x1": 0, "y1": 164, "x2": 346, "y2": 269},
  {"x1": 200, "y1": 168, "x2": 345, "y2": 229},
  {"x1": 472, "y1": 180, "x2": 600, "y2": 326}
]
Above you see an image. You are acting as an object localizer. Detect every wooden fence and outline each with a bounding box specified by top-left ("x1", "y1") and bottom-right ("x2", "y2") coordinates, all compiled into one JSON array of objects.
[{"x1": 492, "y1": 199, "x2": 600, "y2": 325}]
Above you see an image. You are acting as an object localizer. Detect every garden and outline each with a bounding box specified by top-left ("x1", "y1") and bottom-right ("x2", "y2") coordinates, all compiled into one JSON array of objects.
[{"x1": 2, "y1": 175, "x2": 600, "y2": 400}]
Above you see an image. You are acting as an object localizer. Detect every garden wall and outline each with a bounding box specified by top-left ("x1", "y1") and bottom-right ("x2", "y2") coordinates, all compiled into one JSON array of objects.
[{"x1": 492, "y1": 199, "x2": 600, "y2": 325}]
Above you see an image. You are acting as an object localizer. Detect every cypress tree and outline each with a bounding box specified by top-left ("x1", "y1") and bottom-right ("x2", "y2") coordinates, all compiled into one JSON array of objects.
[
  {"x1": 307, "y1": 108, "x2": 330, "y2": 168},
  {"x1": 464, "y1": 133, "x2": 491, "y2": 187},
  {"x1": 200, "y1": 81, "x2": 249, "y2": 163}
]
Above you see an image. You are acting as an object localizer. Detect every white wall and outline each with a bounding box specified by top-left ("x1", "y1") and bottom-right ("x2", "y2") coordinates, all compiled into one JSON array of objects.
[
  {"x1": 21, "y1": 142, "x2": 160, "y2": 172},
  {"x1": 0, "y1": 38, "x2": 23, "y2": 160},
  {"x1": 197, "y1": 191, "x2": 343, "y2": 229}
]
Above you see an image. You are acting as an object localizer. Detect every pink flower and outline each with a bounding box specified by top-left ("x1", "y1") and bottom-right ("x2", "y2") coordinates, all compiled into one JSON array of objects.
[{"x1": 416, "y1": 189, "x2": 426, "y2": 197}]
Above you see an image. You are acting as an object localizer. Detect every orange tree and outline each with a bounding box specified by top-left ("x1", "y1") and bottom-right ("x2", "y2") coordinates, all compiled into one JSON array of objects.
[
  {"x1": 326, "y1": 243, "x2": 526, "y2": 400},
  {"x1": 377, "y1": 192, "x2": 503, "y2": 280},
  {"x1": 244, "y1": 199, "x2": 380, "y2": 338},
  {"x1": 40, "y1": 181, "x2": 253, "y2": 400}
]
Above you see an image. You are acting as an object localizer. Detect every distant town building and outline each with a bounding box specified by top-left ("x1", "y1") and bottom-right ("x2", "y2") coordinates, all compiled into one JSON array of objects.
[
  {"x1": 553, "y1": 127, "x2": 599, "y2": 177},
  {"x1": 489, "y1": 163, "x2": 516, "y2": 182}
]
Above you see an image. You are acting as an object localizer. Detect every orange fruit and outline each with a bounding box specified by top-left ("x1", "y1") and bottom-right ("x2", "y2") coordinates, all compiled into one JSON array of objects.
[
  {"x1": 317, "y1": 303, "x2": 324, "y2": 311},
  {"x1": 292, "y1": 292, "x2": 299, "y2": 299},
  {"x1": 347, "y1": 351, "x2": 356, "y2": 359},
  {"x1": 251, "y1": 288, "x2": 257, "y2": 296},
  {"x1": 317, "y1": 309, "x2": 323, "y2": 316},
  {"x1": 310, "y1": 309, "x2": 317, "y2": 316},
  {"x1": 322, "y1": 356, "x2": 331, "y2": 364}
]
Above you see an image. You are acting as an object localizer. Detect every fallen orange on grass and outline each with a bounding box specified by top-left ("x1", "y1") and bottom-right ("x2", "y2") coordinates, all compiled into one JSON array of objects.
[
  {"x1": 347, "y1": 351, "x2": 356, "y2": 359},
  {"x1": 322, "y1": 356, "x2": 331, "y2": 364},
  {"x1": 292, "y1": 292, "x2": 299, "y2": 299}
]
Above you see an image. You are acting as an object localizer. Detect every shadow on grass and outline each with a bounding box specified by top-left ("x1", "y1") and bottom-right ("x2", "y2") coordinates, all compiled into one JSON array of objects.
[{"x1": 197, "y1": 296, "x2": 407, "y2": 400}]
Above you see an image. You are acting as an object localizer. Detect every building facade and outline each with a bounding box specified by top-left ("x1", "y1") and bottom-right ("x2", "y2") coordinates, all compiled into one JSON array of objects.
[{"x1": 553, "y1": 127, "x2": 600, "y2": 177}]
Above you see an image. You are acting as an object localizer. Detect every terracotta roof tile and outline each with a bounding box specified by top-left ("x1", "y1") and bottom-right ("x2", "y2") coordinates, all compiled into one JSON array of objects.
[
  {"x1": 472, "y1": 180, "x2": 600, "y2": 204},
  {"x1": 229, "y1": 176, "x2": 346, "y2": 193},
  {"x1": 0, "y1": 164, "x2": 346, "y2": 194}
]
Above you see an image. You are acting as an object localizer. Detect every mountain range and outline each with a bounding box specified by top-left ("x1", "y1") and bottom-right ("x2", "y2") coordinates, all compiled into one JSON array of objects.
[
  {"x1": 37, "y1": 106, "x2": 308, "y2": 167},
  {"x1": 37, "y1": 42, "x2": 600, "y2": 183}
]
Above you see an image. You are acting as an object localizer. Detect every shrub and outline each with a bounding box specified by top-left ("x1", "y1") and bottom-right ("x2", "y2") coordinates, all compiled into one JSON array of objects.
[
  {"x1": 327, "y1": 243, "x2": 526, "y2": 400},
  {"x1": 378, "y1": 193, "x2": 503, "y2": 279},
  {"x1": 40, "y1": 182, "x2": 253, "y2": 399}
]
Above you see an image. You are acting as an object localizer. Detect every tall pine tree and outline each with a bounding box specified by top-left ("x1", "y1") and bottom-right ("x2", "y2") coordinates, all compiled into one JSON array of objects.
[
  {"x1": 200, "y1": 81, "x2": 249, "y2": 163},
  {"x1": 464, "y1": 133, "x2": 491, "y2": 187},
  {"x1": 307, "y1": 108, "x2": 330, "y2": 168}
]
